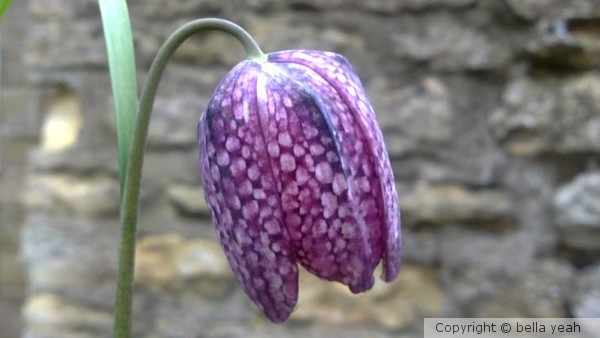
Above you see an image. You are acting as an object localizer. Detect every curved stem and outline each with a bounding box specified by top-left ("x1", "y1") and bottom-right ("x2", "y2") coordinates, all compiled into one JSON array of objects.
[
  {"x1": 0, "y1": 0, "x2": 12, "y2": 19},
  {"x1": 114, "y1": 18, "x2": 264, "y2": 338}
]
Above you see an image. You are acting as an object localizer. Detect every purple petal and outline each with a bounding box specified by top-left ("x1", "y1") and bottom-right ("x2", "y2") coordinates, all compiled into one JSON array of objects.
[
  {"x1": 268, "y1": 50, "x2": 402, "y2": 282},
  {"x1": 255, "y1": 64, "x2": 374, "y2": 292},
  {"x1": 199, "y1": 62, "x2": 298, "y2": 322}
]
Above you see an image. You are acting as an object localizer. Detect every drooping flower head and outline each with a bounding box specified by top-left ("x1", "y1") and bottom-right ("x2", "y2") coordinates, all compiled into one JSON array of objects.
[{"x1": 198, "y1": 50, "x2": 401, "y2": 323}]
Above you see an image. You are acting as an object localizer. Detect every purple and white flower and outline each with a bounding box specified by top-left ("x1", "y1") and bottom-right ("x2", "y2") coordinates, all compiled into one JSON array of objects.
[{"x1": 198, "y1": 50, "x2": 401, "y2": 323}]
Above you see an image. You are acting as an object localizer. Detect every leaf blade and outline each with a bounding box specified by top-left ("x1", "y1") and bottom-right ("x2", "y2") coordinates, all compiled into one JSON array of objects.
[{"x1": 98, "y1": 0, "x2": 138, "y2": 198}]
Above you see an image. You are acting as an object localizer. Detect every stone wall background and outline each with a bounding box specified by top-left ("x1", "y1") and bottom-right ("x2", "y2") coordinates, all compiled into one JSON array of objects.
[
  {"x1": 1, "y1": 0, "x2": 37, "y2": 336},
  {"x1": 1, "y1": 0, "x2": 600, "y2": 337}
]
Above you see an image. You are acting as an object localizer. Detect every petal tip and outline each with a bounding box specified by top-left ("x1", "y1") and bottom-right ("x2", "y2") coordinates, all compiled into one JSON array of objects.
[{"x1": 348, "y1": 274, "x2": 376, "y2": 294}]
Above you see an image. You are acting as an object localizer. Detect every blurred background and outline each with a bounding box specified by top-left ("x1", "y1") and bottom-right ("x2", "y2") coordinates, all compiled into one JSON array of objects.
[{"x1": 2, "y1": 0, "x2": 600, "y2": 337}]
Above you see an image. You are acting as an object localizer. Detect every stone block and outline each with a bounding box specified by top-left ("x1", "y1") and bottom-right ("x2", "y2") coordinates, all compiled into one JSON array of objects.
[
  {"x1": 390, "y1": 12, "x2": 513, "y2": 71},
  {"x1": 554, "y1": 172, "x2": 600, "y2": 250},
  {"x1": 29, "y1": 0, "x2": 98, "y2": 19},
  {"x1": 571, "y1": 263, "x2": 600, "y2": 318},
  {"x1": 134, "y1": 233, "x2": 234, "y2": 298},
  {"x1": 21, "y1": 214, "x2": 119, "y2": 308},
  {"x1": 506, "y1": 0, "x2": 599, "y2": 21},
  {"x1": 23, "y1": 293, "x2": 113, "y2": 338},
  {"x1": 167, "y1": 184, "x2": 209, "y2": 217},
  {"x1": 398, "y1": 182, "x2": 514, "y2": 227},
  {"x1": 475, "y1": 259, "x2": 574, "y2": 317},
  {"x1": 0, "y1": 88, "x2": 40, "y2": 138},
  {"x1": 359, "y1": 0, "x2": 476, "y2": 13},
  {"x1": 491, "y1": 75, "x2": 600, "y2": 155},
  {"x1": 24, "y1": 174, "x2": 120, "y2": 217}
]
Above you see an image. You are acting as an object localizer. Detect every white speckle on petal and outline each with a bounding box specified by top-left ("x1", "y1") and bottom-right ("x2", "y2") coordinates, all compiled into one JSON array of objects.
[
  {"x1": 279, "y1": 263, "x2": 290, "y2": 274},
  {"x1": 280, "y1": 153, "x2": 296, "y2": 173},
  {"x1": 354, "y1": 141, "x2": 364, "y2": 152},
  {"x1": 335, "y1": 238, "x2": 346, "y2": 251},
  {"x1": 338, "y1": 203, "x2": 351, "y2": 218},
  {"x1": 242, "y1": 200, "x2": 259, "y2": 220},
  {"x1": 270, "y1": 274, "x2": 283, "y2": 288},
  {"x1": 237, "y1": 180, "x2": 253, "y2": 197},
  {"x1": 326, "y1": 151, "x2": 338, "y2": 162},
  {"x1": 260, "y1": 206, "x2": 272, "y2": 220},
  {"x1": 293, "y1": 144, "x2": 305, "y2": 157},
  {"x1": 304, "y1": 155, "x2": 315, "y2": 171},
  {"x1": 321, "y1": 192, "x2": 338, "y2": 219},
  {"x1": 231, "y1": 157, "x2": 247, "y2": 176},
  {"x1": 268, "y1": 195, "x2": 278, "y2": 207},
  {"x1": 313, "y1": 219, "x2": 327, "y2": 236},
  {"x1": 253, "y1": 189, "x2": 266, "y2": 199},
  {"x1": 278, "y1": 132, "x2": 292, "y2": 147},
  {"x1": 210, "y1": 164, "x2": 220, "y2": 181},
  {"x1": 309, "y1": 144, "x2": 325, "y2": 156},
  {"x1": 359, "y1": 176, "x2": 371, "y2": 192},
  {"x1": 284, "y1": 181, "x2": 299, "y2": 196},
  {"x1": 341, "y1": 222, "x2": 356, "y2": 238},
  {"x1": 216, "y1": 150, "x2": 230, "y2": 166},
  {"x1": 333, "y1": 173, "x2": 347, "y2": 195},
  {"x1": 286, "y1": 213, "x2": 302, "y2": 227},
  {"x1": 248, "y1": 165, "x2": 260, "y2": 181},
  {"x1": 265, "y1": 220, "x2": 280, "y2": 235},
  {"x1": 234, "y1": 105, "x2": 244, "y2": 120},
  {"x1": 315, "y1": 162, "x2": 334, "y2": 184},
  {"x1": 229, "y1": 120, "x2": 237, "y2": 130},
  {"x1": 225, "y1": 136, "x2": 240, "y2": 152},
  {"x1": 268, "y1": 142, "x2": 280, "y2": 157},
  {"x1": 260, "y1": 232, "x2": 271, "y2": 246},
  {"x1": 230, "y1": 195, "x2": 241, "y2": 210},
  {"x1": 296, "y1": 167, "x2": 310, "y2": 185},
  {"x1": 241, "y1": 145, "x2": 251, "y2": 159},
  {"x1": 358, "y1": 101, "x2": 368, "y2": 115},
  {"x1": 304, "y1": 126, "x2": 318, "y2": 139},
  {"x1": 348, "y1": 86, "x2": 356, "y2": 97}
]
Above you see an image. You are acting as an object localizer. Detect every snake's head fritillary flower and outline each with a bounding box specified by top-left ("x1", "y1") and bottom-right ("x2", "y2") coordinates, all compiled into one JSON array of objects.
[{"x1": 198, "y1": 50, "x2": 401, "y2": 323}]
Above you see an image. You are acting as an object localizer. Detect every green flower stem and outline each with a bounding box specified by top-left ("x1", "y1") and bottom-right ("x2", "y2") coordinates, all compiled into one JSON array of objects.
[{"x1": 113, "y1": 18, "x2": 264, "y2": 338}]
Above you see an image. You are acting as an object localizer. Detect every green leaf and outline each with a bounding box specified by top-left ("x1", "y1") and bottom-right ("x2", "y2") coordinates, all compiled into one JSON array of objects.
[
  {"x1": 0, "y1": 0, "x2": 12, "y2": 19},
  {"x1": 98, "y1": 0, "x2": 138, "y2": 198}
]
